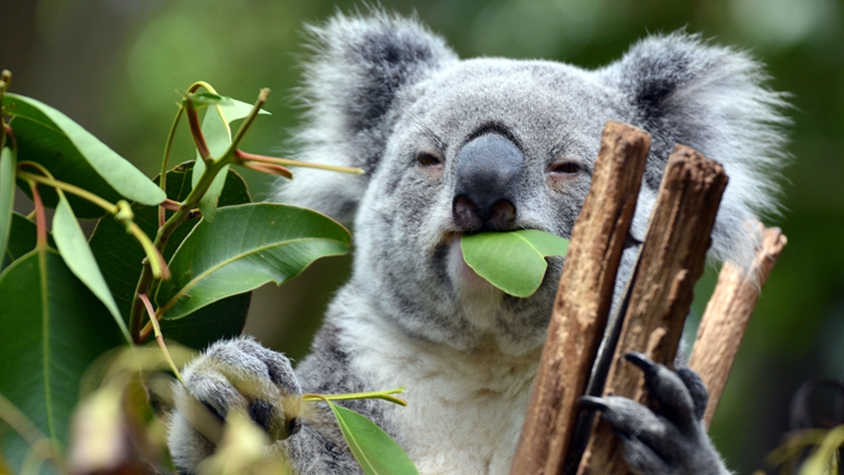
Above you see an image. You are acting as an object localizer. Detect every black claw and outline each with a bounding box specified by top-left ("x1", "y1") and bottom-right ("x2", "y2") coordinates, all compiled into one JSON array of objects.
[
  {"x1": 624, "y1": 352, "x2": 658, "y2": 375},
  {"x1": 579, "y1": 396, "x2": 609, "y2": 411}
]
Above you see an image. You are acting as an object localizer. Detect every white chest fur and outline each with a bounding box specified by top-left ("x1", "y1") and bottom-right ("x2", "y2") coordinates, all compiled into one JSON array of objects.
[{"x1": 340, "y1": 312, "x2": 541, "y2": 475}]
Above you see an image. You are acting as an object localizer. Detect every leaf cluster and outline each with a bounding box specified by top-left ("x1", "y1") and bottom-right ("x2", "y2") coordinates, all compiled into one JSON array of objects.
[{"x1": 0, "y1": 71, "x2": 416, "y2": 475}]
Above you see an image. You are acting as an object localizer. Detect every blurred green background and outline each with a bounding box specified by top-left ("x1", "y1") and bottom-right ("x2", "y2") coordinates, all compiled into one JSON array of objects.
[{"x1": 2, "y1": 0, "x2": 843, "y2": 472}]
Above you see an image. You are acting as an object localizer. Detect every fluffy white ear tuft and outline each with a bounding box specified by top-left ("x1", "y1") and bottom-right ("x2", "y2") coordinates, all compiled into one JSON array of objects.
[
  {"x1": 272, "y1": 11, "x2": 457, "y2": 224},
  {"x1": 602, "y1": 31, "x2": 791, "y2": 270}
]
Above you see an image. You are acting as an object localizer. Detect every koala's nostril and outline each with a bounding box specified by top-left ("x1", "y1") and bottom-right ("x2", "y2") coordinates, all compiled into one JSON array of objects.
[
  {"x1": 489, "y1": 200, "x2": 516, "y2": 228},
  {"x1": 453, "y1": 132, "x2": 524, "y2": 232},
  {"x1": 453, "y1": 196, "x2": 481, "y2": 230}
]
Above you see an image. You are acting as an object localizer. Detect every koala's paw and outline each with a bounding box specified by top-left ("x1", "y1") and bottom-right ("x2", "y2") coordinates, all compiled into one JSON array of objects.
[
  {"x1": 581, "y1": 353, "x2": 731, "y2": 475},
  {"x1": 167, "y1": 337, "x2": 302, "y2": 472}
]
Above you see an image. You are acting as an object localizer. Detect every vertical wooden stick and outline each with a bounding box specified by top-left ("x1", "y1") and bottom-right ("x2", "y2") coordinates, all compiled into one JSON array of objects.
[
  {"x1": 577, "y1": 145, "x2": 728, "y2": 475},
  {"x1": 688, "y1": 225, "x2": 787, "y2": 425},
  {"x1": 509, "y1": 122, "x2": 650, "y2": 475}
]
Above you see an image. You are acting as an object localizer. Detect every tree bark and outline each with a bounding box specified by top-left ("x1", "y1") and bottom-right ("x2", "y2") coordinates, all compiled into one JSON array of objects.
[
  {"x1": 577, "y1": 145, "x2": 728, "y2": 475},
  {"x1": 688, "y1": 225, "x2": 787, "y2": 425},
  {"x1": 509, "y1": 122, "x2": 650, "y2": 475}
]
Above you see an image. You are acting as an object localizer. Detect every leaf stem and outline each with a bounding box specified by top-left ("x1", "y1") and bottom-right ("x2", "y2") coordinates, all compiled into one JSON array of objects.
[
  {"x1": 159, "y1": 107, "x2": 184, "y2": 228},
  {"x1": 0, "y1": 70, "x2": 9, "y2": 150},
  {"x1": 302, "y1": 387, "x2": 407, "y2": 406},
  {"x1": 224, "y1": 88, "x2": 270, "y2": 159},
  {"x1": 183, "y1": 82, "x2": 219, "y2": 163},
  {"x1": 27, "y1": 181, "x2": 47, "y2": 249},
  {"x1": 16, "y1": 169, "x2": 169, "y2": 281},
  {"x1": 236, "y1": 151, "x2": 364, "y2": 175},
  {"x1": 18, "y1": 170, "x2": 117, "y2": 214},
  {"x1": 138, "y1": 293, "x2": 185, "y2": 385},
  {"x1": 3, "y1": 122, "x2": 17, "y2": 152}
]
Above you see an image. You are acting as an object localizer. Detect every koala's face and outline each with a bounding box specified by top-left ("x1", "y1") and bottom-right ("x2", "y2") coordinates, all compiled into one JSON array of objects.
[
  {"x1": 353, "y1": 60, "x2": 629, "y2": 351},
  {"x1": 277, "y1": 14, "x2": 787, "y2": 354}
]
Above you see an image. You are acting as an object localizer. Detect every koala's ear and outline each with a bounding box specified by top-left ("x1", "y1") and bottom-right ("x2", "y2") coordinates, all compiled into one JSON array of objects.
[
  {"x1": 273, "y1": 11, "x2": 458, "y2": 223},
  {"x1": 602, "y1": 32, "x2": 790, "y2": 268}
]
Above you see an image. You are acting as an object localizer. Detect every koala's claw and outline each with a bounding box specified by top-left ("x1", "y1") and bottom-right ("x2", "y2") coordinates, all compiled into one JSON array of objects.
[
  {"x1": 584, "y1": 354, "x2": 730, "y2": 475},
  {"x1": 168, "y1": 338, "x2": 302, "y2": 472}
]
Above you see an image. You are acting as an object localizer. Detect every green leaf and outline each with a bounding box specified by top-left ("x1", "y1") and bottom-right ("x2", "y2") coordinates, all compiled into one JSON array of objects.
[
  {"x1": 2, "y1": 93, "x2": 165, "y2": 217},
  {"x1": 460, "y1": 229, "x2": 570, "y2": 298},
  {"x1": 88, "y1": 162, "x2": 252, "y2": 349},
  {"x1": 327, "y1": 402, "x2": 419, "y2": 475},
  {"x1": 156, "y1": 203, "x2": 350, "y2": 320},
  {"x1": 52, "y1": 193, "x2": 131, "y2": 344},
  {"x1": 192, "y1": 98, "x2": 269, "y2": 222},
  {"x1": 0, "y1": 248, "x2": 124, "y2": 474},
  {"x1": 0, "y1": 147, "x2": 15, "y2": 263}
]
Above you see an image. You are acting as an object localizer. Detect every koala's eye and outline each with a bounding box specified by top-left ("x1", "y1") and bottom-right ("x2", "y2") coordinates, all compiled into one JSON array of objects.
[
  {"x1": 416, "y1": 151, "x2": 443, "y2": 168},
  {"x1": 550, "y1": 161, "x2": 582, "y2": 175}
]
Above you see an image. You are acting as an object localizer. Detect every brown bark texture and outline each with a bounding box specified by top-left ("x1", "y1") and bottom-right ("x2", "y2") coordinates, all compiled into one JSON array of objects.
[
  {"x1": 509, "y1": 122, "x2": 651, "y2": 475},
  {"x1": 577, "y1": 145, "x2": 728, "y2": 475},
  {"x1": 688, "y1": 225, "x2": 787, "y2": 425}
]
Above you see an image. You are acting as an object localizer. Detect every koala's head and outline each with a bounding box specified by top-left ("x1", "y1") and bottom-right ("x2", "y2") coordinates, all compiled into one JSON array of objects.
[{"x1": 275, "y1": 12, "x2": 789, "y2": 353}]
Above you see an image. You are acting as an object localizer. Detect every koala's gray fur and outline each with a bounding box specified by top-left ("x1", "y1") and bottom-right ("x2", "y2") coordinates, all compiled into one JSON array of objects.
[{"x1": 168, "y1": 10, "x2": 789, "y2": 475}]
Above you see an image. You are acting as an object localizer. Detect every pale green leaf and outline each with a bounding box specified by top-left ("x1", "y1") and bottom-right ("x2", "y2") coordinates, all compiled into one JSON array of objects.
[
  {"x1": 52, "y1": 193, "x2": 131, "y2": 344},
  {"x1": 328, "y1": 402, "x2": 418, "y2": 475},
  {"x1": 461, "y1": 229, "x2": 569, "y2": 298},
  {"x1": 0, "y1": 147, "x2": 15, "y2": 264},
  {"x1": 2, "y1": 93, "x2": 165, "y2": 216}
]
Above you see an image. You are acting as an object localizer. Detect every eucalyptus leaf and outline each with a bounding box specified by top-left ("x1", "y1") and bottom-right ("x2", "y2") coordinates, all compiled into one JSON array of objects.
[
  {"x1": 327, "y1": 402, "x2": 419, "y2": 475},
  {"x1": 53, "y1": 193, "x2": 131, "y2": 344},
  {"x1": 2, "y1": 93, "x2": 165, "y2": 217},
  {"x1": 88, "y1": 162, "x2": 252, "y2": 349},
  {"x1": 460, "y1": 229, "x2": 569, "y2": 298},
  {"x1": 192, "y1": 97, "x2": 269, "y2": 222},
  {"x1": 0, "y1": 248, "x2": 124, "y2": 475},
  {"x1": 155, "y1": 203, "x2": 350, "y2": 320},
  {"x1": 0, "y1": 147, "x2": 15, "y2": 262}
]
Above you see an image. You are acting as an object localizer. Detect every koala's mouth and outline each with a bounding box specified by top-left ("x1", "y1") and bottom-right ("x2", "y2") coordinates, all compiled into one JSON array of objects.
[{"x1": 442, "y1": 232, "x2": 495, "y2": 293}]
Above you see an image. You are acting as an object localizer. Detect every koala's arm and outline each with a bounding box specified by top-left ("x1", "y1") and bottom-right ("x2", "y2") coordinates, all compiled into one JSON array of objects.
[
  {"x1": 166, "y1": 336, "x2": 368, "y2": 475},
  {"x1": 582, "y1": 354, "x2": 732, "y2": 475}
]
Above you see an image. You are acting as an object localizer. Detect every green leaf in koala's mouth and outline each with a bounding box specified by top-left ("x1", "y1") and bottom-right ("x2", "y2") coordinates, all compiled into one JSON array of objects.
[{"x1": 460, "y1": 229, "x2": 570, "y2": 298}]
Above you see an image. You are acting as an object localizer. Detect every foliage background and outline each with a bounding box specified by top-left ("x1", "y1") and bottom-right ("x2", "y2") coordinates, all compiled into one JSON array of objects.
[{"x1": 2, "y1": 0, "x2": 843, "y2": 472}]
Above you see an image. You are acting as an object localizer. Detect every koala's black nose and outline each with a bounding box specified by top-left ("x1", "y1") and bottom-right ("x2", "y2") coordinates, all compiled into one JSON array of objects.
[{"x1": 453, "y1": 133, "x2": 524, "y2": 232}]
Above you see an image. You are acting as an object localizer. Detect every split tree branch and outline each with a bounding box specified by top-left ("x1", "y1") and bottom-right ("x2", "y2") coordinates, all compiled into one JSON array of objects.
[{"x1": 509, "y1": 121, "x2": 651, "y2": 475}]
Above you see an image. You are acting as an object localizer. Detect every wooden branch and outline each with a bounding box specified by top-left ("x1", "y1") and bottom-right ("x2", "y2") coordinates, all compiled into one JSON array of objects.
[
  {"x1": 688, "y1": 225, "x2": 787, "y2": 425},
  {"x1": 577, "y1": 145, "x2": 728, "y2": 475},
  {"x1": 509, "y1": 122, "x2": 650, "y2": 475}
]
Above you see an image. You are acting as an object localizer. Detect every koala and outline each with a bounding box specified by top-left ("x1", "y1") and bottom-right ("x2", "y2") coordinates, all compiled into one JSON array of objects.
[{"x1": 167, "y1": 11, "x2": 789, "y2": 475}]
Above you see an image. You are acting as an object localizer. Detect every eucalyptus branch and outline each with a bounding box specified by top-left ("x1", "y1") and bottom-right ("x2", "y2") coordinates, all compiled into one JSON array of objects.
[{"x1": 128, "y1": 86, "x2": 293, "y2": 344}]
